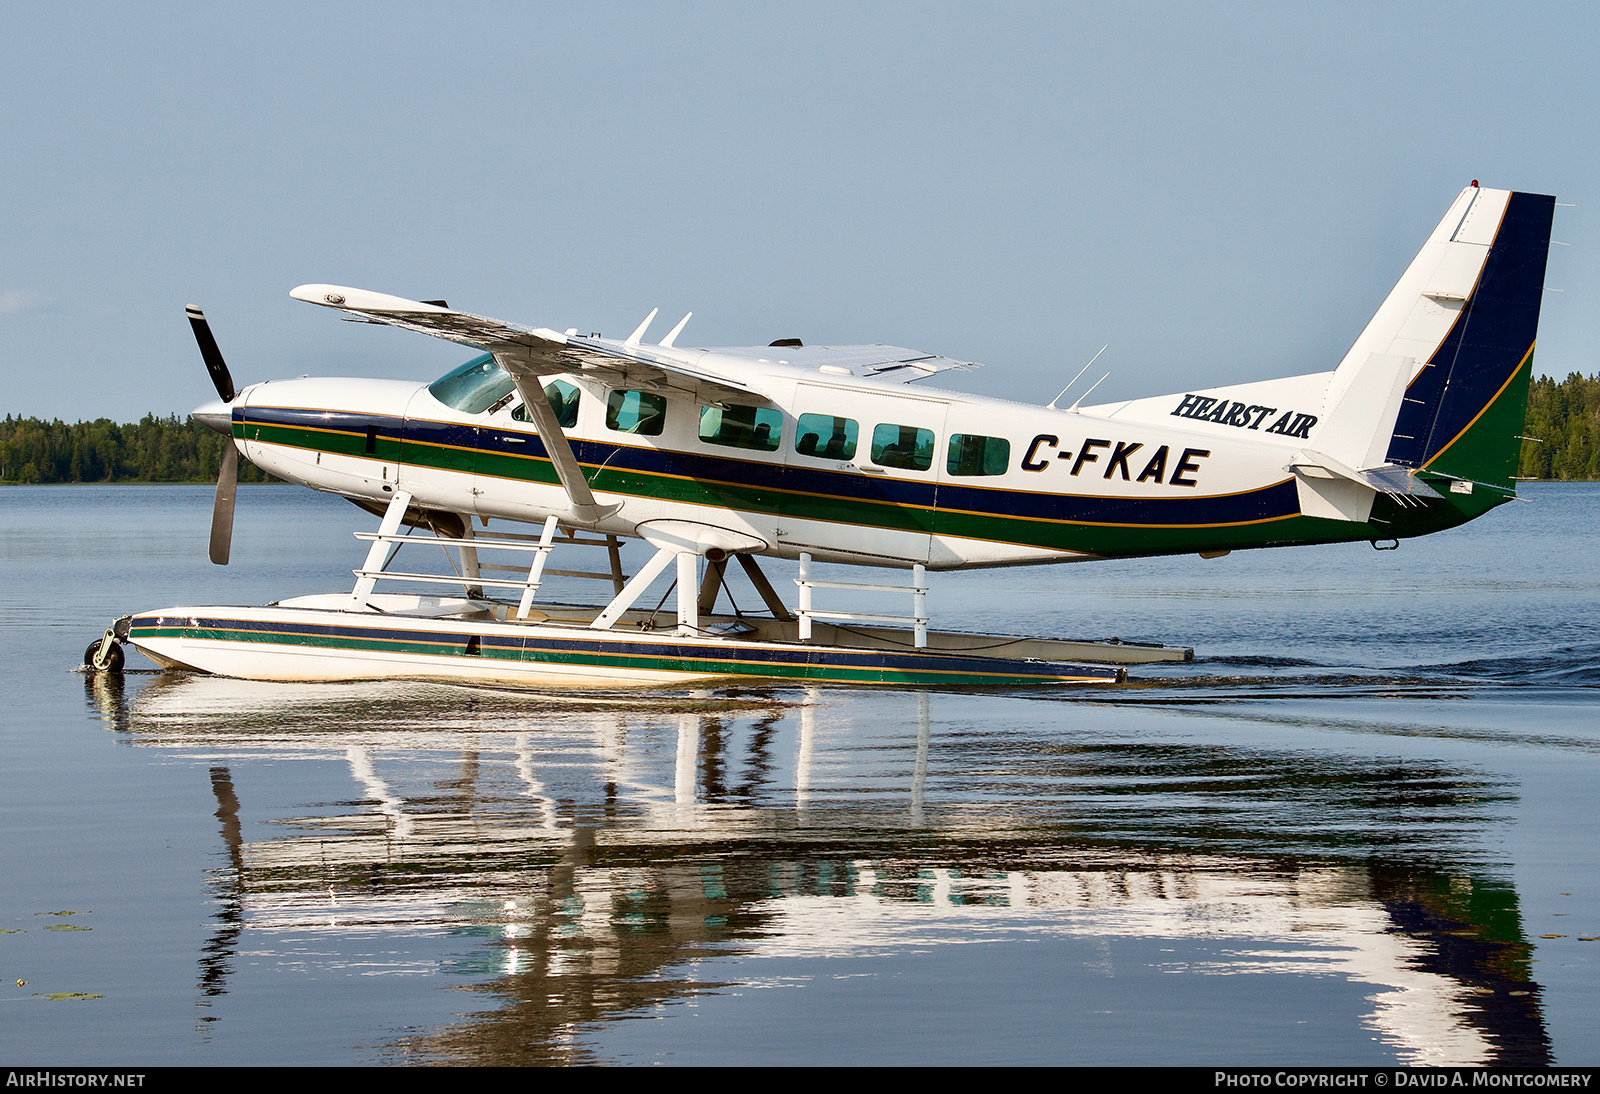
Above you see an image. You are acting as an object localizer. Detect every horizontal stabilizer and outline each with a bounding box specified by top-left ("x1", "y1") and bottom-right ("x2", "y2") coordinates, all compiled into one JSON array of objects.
[{"x1": 1287, "y1": 451, "x2": 1443, "y2": 508}]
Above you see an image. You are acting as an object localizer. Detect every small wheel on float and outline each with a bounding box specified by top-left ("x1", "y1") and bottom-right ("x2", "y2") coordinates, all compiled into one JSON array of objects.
[{"x1": 84, "y1": 639, "x2": 126, "y2": 674}]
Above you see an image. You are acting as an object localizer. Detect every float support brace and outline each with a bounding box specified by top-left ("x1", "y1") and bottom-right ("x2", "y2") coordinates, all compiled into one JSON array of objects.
[
  {"x1": 677, "y1": 551, "x2": 699, "y2": 634},
  {"x1": 697, "y1": 556, "x2": 729, "y2": 615},
  {"x1": 590, "y1": 545, "x2": 678, "y2": 631},
  {"x1": 350, "y1": 491, "x2": 412, "y2": 610},
  {"x1": 458, "y1": 519, "x2": 481, "y2": 599},
  {"x1": 515, "y1": 514, "x2": 561, "y2": 619},
  {"x1": 737, "y1": 554, "x2": 794, "y2": 621},
  {"x1": 797, "y1": 553, "x2": 814, "y2": 640}
]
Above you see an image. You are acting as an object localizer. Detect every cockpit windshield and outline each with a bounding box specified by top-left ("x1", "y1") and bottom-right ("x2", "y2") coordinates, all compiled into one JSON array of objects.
[{"x1": 428, "y1": 353, "x2": 516, "y2": 414}]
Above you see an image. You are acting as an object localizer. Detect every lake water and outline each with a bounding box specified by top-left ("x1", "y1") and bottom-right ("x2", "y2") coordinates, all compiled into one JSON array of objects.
[{"x1": 2, "y1": 483, "x2": 1597, "y2": 1065}]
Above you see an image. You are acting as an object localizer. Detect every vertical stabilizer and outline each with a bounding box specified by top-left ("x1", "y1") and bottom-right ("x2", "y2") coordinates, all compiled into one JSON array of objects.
[{"x1": 1312, "y1": 186, "x2": 1554, "y2": 491}]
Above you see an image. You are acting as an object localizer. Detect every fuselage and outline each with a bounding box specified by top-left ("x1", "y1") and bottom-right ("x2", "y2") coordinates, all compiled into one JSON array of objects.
[{"x1": 226, "y1": 347, "x2": 1496, "y2": 571}]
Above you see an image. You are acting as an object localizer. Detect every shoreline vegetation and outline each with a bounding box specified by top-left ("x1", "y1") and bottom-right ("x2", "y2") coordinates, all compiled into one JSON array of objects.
[
  {"x1": 1518, "y1": 372, "x2": 1600, "y2": 480},
  {"x1": 0, "y1": 414, "x2": 276, "y2": 484},
  {"x1": 3, "y1": 371, "x2": 1598, "y2": 484}
]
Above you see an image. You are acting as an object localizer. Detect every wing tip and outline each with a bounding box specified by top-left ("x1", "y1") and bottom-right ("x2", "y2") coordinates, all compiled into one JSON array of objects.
[{"x1": 289, "y1": 284, "x2": 452, "y2": 314}]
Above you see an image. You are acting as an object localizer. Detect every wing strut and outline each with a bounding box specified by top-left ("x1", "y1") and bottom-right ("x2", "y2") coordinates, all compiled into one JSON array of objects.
[
  {"x1": 497, "y1": 355, "x2": 622, "y2": 526},
  {"x1": 736, "y1": 554, "x2": 794, "y2": 621}
]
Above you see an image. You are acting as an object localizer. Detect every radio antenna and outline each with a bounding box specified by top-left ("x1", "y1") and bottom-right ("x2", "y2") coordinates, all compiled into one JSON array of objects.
[
  {"x1": 1047, "y1": 345, "x2": 1107, "y2": 409},
  {"x1": 1066, "y1": 371, "x2": 1111, "y2": 413}
]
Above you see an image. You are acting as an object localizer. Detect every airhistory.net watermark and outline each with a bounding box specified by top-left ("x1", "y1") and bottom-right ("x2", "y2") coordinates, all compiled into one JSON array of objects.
[{"x1": 5, "y1": 1074, "x2": 145, "y2": 1088}]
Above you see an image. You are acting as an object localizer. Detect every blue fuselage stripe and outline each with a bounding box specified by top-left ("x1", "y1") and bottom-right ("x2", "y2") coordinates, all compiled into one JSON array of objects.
[{"x1": 238, "y1": 406, "x2": 1301, "y2": 529}]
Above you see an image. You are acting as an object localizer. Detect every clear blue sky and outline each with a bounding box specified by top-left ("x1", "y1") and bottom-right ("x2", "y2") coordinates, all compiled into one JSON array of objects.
[{"x1": 4, "y1": 1, "x2": 1596, "y2": 422}]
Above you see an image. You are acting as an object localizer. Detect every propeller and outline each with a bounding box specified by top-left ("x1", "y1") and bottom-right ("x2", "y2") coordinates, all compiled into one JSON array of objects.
[
  {"x1": 209, "y1": 441, "x2": 238, "y2": 566},
  {"x1": 187, "y1": 305, "x2": 235, "y2": 402},
  {"x1": 186, "y1": 306, "x2": 240, "y2": 565}
]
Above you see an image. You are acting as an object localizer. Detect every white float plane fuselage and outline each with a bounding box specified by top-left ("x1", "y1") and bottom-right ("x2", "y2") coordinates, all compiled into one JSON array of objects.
[{"x1": 195, "y1": 184, "x2": 1555, "y2": 573}]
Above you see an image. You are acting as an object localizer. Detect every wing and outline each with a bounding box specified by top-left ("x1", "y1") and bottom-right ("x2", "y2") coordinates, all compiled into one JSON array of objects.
[
  {"x1": 291, "y1": 285, "x2": 980, "y2": 394},
  {"x1": 703, "y1": 343, "x2": 982, "y2": 383},
  {"x1": 289, "y1": 285, "x2": 762, "y2": 404}
]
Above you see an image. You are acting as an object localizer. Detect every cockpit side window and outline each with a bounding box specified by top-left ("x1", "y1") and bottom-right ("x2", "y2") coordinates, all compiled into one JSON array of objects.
[{"x1": 428, "y1": 354, "x2": 516, "y2": 414}]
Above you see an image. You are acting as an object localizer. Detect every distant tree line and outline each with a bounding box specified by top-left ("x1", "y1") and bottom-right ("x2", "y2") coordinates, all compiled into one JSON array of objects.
[
  {"x1": 0, "y1": 415, "x2": 275, "y2": 484},
  {"x1": 3, "y1": 373, "x2": 1598, "y2": 483},
  {"x1": 1519, "y1": 373, "x2": 1600, "y2": 480}
]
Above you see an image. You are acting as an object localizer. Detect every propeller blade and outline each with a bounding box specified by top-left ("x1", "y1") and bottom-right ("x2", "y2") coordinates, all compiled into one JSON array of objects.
[
  {"x1": 209, "y1": 444, "x2": 238, "y2": 565},
  {"x1": 187, "y1": 305, "x2": 236, "y2": 403}
]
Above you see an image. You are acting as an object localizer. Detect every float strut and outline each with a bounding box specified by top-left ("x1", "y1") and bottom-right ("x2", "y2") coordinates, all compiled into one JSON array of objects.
[
  {"x1": 590, "y1": 545, "x2": 678, "y2": 631},
  {"x1": 697, "y1": 555, "x2": 729, "y2": 616},
  {"x1": 736, "y1": 554, "x2": 794, "y2": 621},
  {"x1": 676, "y1": 551, "x2": 699, "y2": 634},
  {"x1": 350, "y1": 491, "x2": 412, "y2": 610}
]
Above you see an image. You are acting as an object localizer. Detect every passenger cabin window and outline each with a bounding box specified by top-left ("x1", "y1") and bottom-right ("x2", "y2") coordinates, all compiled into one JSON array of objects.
[
  {"x1": 947, "y1": 433, "x2": 1011, "y2": 476},
  {"x1": 870, "y1": 423, "x2": 935, "y2": 471},
  {"x1": 428, "y1": 354, "x2": 515, "y2": 414},
  {"x1": 605, "y1": 389, "x2": 667, "y2": 436},
  {"x1": 699, "y1": 404, "x2": 782, "y2": 452},
  {"x1": 513, "y1": 379, "x2": 581, "y2": 428},
  {"x1": 794, "y1": 414, "x2": 858, "y2": 460}
]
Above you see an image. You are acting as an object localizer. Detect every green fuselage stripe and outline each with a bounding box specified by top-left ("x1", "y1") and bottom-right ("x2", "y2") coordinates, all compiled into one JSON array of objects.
[{"x1": 241, "y1": 418, "x2": 1497, "y2": 558}]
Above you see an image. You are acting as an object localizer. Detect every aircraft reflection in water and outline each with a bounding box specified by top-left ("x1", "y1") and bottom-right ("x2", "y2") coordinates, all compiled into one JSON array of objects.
[{"x1": 105, "y1": 674, "x2": 1550, "y2": 1066}]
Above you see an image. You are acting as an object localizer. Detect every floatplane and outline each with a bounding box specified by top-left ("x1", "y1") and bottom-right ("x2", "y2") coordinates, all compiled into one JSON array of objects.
[{"x1": 91, "y1": 183, "x2": 1553, "y2": 687}]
